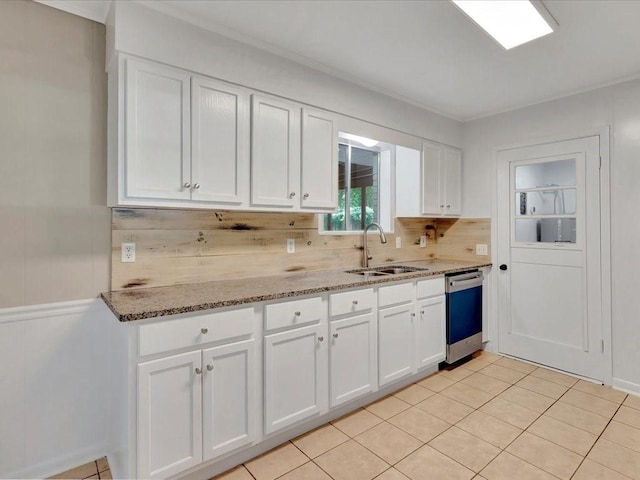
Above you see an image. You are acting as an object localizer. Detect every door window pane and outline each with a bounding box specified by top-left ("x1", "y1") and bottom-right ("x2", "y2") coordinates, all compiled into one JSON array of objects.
[
  {"x1": 515, "y1": 159, "x2": 575, "y2": 190},
  {"x1": 515, "y1": 218, "x2": 577, "y2": 243},
  {"x1": 515, "y1": 189, "x2": 576, "y2": 216}
]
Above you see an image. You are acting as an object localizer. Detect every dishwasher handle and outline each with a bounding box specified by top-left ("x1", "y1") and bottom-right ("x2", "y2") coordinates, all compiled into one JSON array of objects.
[{"x1": 447, "y1": 272, "x2": 483, "y2": 292}]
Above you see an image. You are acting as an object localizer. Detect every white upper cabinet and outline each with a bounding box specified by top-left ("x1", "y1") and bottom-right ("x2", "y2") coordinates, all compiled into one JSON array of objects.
[
  {"x1": 124, "y1": 58, "x2": 191, "y2": 201},
  {"x1": 421, "y1": 141, "x2": 462, "y2": 217},
  {"x1": 301, "y1": 109, "x2": 337, "y2": 210},
  {"x1": 421, "y1": 142, "x2": 443, "y2": 216},
  {"x1": 191, "y1": 76, "x2": 250, "y2": 205},
  {"x1": 442, "y1": 147, "x2": 462, "y2": 215},
  {"x1": 250, "y1": 95, "x2": 300, "y2": 208}
]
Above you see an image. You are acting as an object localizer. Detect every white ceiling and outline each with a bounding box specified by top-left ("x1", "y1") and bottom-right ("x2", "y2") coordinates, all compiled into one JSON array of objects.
[{"x1": 42, "y1": 0, "x2": 640, "y2": 121}]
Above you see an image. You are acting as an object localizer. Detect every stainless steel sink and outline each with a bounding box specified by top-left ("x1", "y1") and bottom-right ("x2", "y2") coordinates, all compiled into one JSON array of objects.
[{"x1": 346, "y1": 265, "x2": 429, "y2": 276}]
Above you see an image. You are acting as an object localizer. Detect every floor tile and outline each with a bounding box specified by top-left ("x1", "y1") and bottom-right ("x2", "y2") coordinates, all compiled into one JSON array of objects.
[
  {"x1": 587, "y1": 438, "x2": 640, "y2": 479},
  {"x1": 493, "y1": 357, "x2": 537, "y2": 374},
  {"x1": 415, "y1": 393, "x2": 474, "y2": 424},
  {"x1": 529, "y1": 367, "x2": 578, "y2": 387},
  {"x1": 212, "y1": 465, "x2": 254, "y2": 480},
  {"x1": 332, "y1": 408, "x2": 383, "y2": 437},
  {"x1": 439, "y1": 366, "x2": 474, "y2": 382},
  {"x1": 99, "y1": 470, "x2": 111, "y2": 480},
  {"x1": 478, "y1": 364, "x2": 527, "y2": 384},
  {"x1": 462, "y1": 357, "x2": 494, "y2": 372},
  {"x1": 417, "y1": 373, "x2": 457, "y2": 392},
  {"x1": 527, "y1": 415, "x2": 597, "y2": 455},
  {"x1": 388, "y1": 407, "x2": 450, "y2": 442},
  {"x1": 86, "y1": 475, "x2": 98, "y2": 479},
  {"x1": 480, "y1": 452, "x2": 556, "y2": 480},
  {"x1": 392, "y1": 383, "x2": 435, "y2": 405},
  {"x1": 48, "y1": 461, "x2": 98, "y2": 479},
  {"x1": 515, "y1": 375, "x2": 569, "y2": 399},
  {"x1": 624, "y1": 394, "x2": 640, "y2": 411},
  {"x1": 479, "y1": 397, "x2": 540, "y2": 429},
  {"x1": 96, "y1": 458, "x2": 109, "y2": 474},
  {"x1": 460, "y1": 373, "x2": 510, "y2": 396},
  {"x1": 572, "y1": 458, "x2": 634, "y2": 480},
  {"x1": 375, "y1": 468, "x2": 410, "y2": 479},
  {"x1": 245, "y1": 442, "x2": 308, "y2": 480},
  {"x1": 278, "y1": 462, "x2": 331, "y2": 480},
  {"x1": 572, "y1": 379, "x2": 628, "y2": 403},
  {"x1": 396, "y1": 445, "x2": 475, "y2": 480},
  {"x1": 560, "y1": 389, "x2": 619, "y2": 418},
  {"x1": 614, "y1": 405, "x2": 640, "y2": 429},
  {"x1": 293, "y1": 423, "x2": 349, "y2": 458},
  {"x1": 314, "y1": 440, "x2": 389, "y2": 480},
  {"x1": 506, "y1": 432, "x2": 582, "y2": 479},
  {"x1": 429, "y1": 426, "x2": 500, "y2": 473},
  {"x1": 366, "y1": 395, "x2": 412, "y2": 420},
  {"x1": 440, "y1": 382, "x2": 494, "y2": 409},
  {"x1": 472, "y1": 351, "x2": 502, "y2": 364},
  {"x1": 498, "y1": 385, "x2": 555, "y2": 413},
  {"x1": 602, "y1": 421, "x2": 640, "y2": 453},
  {"x1": 456, "y1": 411, "x2": 522, "y2": 449},
  {"x1": 544, "y1": 401, "x2": 609, "y2": 435},
  {"x1": 355, "y1": 422, "x2": 422, "y2": 464}
]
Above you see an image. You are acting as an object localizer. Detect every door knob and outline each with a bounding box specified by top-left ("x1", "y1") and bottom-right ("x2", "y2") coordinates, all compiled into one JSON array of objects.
[{"x1": 499, "y1": 264, "x2": 508, "y2": 271}]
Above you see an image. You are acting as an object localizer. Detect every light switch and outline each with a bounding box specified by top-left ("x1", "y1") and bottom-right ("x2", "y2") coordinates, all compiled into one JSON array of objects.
[{"x1": 287, "y1": 238, "x2": 295, "y2": 254}]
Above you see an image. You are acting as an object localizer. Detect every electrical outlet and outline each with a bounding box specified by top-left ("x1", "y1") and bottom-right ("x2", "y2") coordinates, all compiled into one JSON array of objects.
[
  {"x1": 286, "y1": 238, "x2": 295, "y2": 254},
  {"x1": 121, "y1": 242, "x2": 136, "y2": 263},
  {"x1": 419, "y1": 235, "x2": 427, "y2": 248},
  {"x1": 395, "y1": 237, "x2": 402, "y2": 249},
  {"x1": 476, "y1": 243, "x2": 488, "y2": 256}
]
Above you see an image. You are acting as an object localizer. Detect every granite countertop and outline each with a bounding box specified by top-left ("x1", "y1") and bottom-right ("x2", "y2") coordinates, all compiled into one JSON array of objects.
[{"x1": 101, "y1": 259, "x2": 492, "y2": 322}]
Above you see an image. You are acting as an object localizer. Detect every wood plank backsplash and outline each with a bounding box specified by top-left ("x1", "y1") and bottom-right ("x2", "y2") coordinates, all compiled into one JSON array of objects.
[{"x1": 111, "y1": 208, "x2": 490, "y2": 291}]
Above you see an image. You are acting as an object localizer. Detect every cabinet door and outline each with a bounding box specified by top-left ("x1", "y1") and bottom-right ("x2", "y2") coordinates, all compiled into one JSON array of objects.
[
  {"x1": 125, "y1": 58, "x2": 191, "y2": 200},
  {"x1": 421, "y1": 141, "x2": 443, "y2": 215},
  {"x1": 395, "y1": 145, "x2": 422, "y2": 217},
  {"x1": 442, "y1": 147, "x2": 462, "y2": 216},
  {"x1": 138, "y1": 351, "x2": 202, "y2": 479},
  {"x1": 264, "y1": 324, "x2": 327, "y2": 434},
  {"x1": 191, "y1": 77, "x2": 249, "y2": 205},
  {"x1": 300, "y1": 109, "x2": 337, "y2": 210},
  {"x1": 329, "y1": 313, "x2": 376, "y2": 407},
  {"x1": 202, "y1": 339, "x2": 255, "y2": 461},
  {"x1": 378, "y1": 303, "x2": 416, "y2": 387},
  {"x1": 251, "y1": 95, "x2": 300, "y2": 208},
  {"x1": 416, "y1": 296, "x2": 446, "y2": 368}
]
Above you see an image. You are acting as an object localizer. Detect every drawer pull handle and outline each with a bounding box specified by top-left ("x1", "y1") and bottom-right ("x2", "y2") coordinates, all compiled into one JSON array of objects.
[
  {"x1": 206, "y1": 364, "x2": 213, "y2": 372},
  {"x1": 201, "y1": 328, "x2": 208, "y2": 334},
  {"x1": 294, "y1": 311, "x2": 301, "y2": 317},
  {"x1": 195, "y1": 368, "x2": 202, "y2": 375},
  {"x1": 352, "y1": 300, "x2": 359, "y2": 305},
  {"x1": 318, "y1": 336, "x2": 324, "y2": 342},
  {"x1": 333, "y1": 333, "x2": 339, "y2": 339}
]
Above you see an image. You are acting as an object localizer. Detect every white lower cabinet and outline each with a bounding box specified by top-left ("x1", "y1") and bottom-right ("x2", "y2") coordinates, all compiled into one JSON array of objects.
[
  {"x1": 137, "y1": 339, "x2": 256, "y2": 479},
  {"x1": 329, "y1": 312, "x2": 376, "y2": 407},
  {"x1": 378, "y1": 303, "x2": 416, "y2": 387},
  {"x1": 416, "y1": 296, "x2": 446, "y2": 368},
  {"x1": 264, "y1": 323, "x2": 328, "y2": 435}
]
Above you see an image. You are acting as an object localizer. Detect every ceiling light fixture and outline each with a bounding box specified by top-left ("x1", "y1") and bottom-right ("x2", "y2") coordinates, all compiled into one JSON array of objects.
[{"x1": 451, "y1": 0, "x2": 557, "y2": 50}]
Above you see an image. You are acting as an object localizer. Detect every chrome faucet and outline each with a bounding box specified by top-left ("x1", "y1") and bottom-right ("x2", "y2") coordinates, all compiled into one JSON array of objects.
[{"x1": 362, "y1": 223, "x2": 387, "y2": 268}]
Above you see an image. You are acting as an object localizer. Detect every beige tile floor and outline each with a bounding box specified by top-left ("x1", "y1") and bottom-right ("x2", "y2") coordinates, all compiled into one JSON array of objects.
[
  {"x1": 215, "y1": 352, "x2": 640, "y2": 480},
  {"x1": 49, "y1": 457, "x2": 111, "y2": 479}
]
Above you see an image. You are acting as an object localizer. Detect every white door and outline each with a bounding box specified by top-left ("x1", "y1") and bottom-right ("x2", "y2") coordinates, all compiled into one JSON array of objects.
[
  {"x1": 300, "y1": 108, "x2": 337, "y2": 210},
  {"x1": 497, "y1": 136, "x2": 605, "y2": 380},
  {"x1": 378, "y1": 303, "x2": 416, "y2": 386},
  {"x1": 191, "y1": 76, "x2": 249, "y2": 205},
  {"x1": 416, "y1": 295, "x2": 446, "y2": 368},
  {"x1": 137, "y1": 351, "x2": 202, "y2": 479},
  {"x1": 442, "y1": 147, "x2": 462, "y2": 216},
  {"x1": 202, "y1": 339, "x2": 255, "y2": 461},
  {"x1": 125, "y1": 58, "x2": 191, "y2": 200},
  {"x1": 421, "y1": 141, "x2": 442, "y2": 215},
  {"x1": 251, "y1": 95, "x2": 299, "y2": 208},
  {"x1": 329, "y1": 313, "x2": 376, "y2": 407},
  {"x1": 264, "y1": 324, "x2": 327, "y2": 435}
]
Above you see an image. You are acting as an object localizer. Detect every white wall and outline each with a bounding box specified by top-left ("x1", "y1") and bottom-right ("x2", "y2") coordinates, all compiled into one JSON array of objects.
[
  {"x1": 463, "y1": 79, "x2": 640, "y2": 391},
  {"x1": 107, "y1": 1, "x2": 463, "y2": 149}
]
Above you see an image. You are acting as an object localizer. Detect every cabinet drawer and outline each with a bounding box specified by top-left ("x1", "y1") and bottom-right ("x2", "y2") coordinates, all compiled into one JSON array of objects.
[
  {"x1": 416, "y1": 277, "x2": 445, "y2": 299},
  {"x1": 378, "y1": 282, "x2": 414, "y2": 308},
  {"x1": 139, "y1": 308, "x2": 254, "y2": 357},
  {"x1": 265, "y1": 296, "x2": 324, "y2": 331},
  {"x1": 329, "y1": 288, "x2": 374, "y2": 317}
]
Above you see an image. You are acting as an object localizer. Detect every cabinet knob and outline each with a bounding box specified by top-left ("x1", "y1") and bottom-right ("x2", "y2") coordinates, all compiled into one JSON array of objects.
[
  {"x1": 193, "y1": 183, "x2": 200, "y2": 190},
  {"x1": 421, "y1": 310, "x2": 425, "y2": 315},
  {"x1": 333, "y1": 333, "x2": 339, "y2": 339},
  {"x1": 206, "y1": 364, "x2": 213, "y2": 372},
  {"x1": 201, "y1": 328, "x2": 208, "y2": 334},
  {"x1": 294, "y1": 311, "x2": 301, "y2": 317},
  {"x1": 446, "y1": 204, "x2": 451, "y2": 208},
  {"x1": 303, "y1": 193, "x2": 309, "y2": 199},
  {"x1": 352, "y1": 300, "x2": 358, "y2": 305},
  {"x1": 195, "y1": 367, "x2": 202, "y2": 375},
  {"x1": 318, "y1": 336, "x2": 324, "y2": 342},
  {"x1": 411, "y1": 313, "x2": 416, "y2": 317},
  {"x1": 289, "y1": 192, "x2": 296, "y2": 198},
  {"x1": 440, "y1": 204, "x2": 444, "y2": 208},
  {"x1": 184, "y1": 182, "x2": 192, "y2": 188}
]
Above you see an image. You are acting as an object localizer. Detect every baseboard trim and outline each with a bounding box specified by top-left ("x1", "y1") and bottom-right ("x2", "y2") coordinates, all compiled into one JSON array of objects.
[{"x1": 612, "y1": 377, "x2": 640, "y2": 396}]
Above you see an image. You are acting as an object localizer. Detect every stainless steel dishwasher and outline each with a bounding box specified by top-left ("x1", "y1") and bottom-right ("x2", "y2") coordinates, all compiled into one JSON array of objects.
[{"x1": 444, "y1": 270, "x2": 484, "y2": 364}]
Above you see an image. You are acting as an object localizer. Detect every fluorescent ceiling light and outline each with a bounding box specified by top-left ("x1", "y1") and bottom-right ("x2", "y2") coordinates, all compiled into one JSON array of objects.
[
  {"x1": 340, "y1": 133, "x2": 379, "y2": 148},
  {"x1": 452, "y1": 0, "x2": 556, "y2": 50}
]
